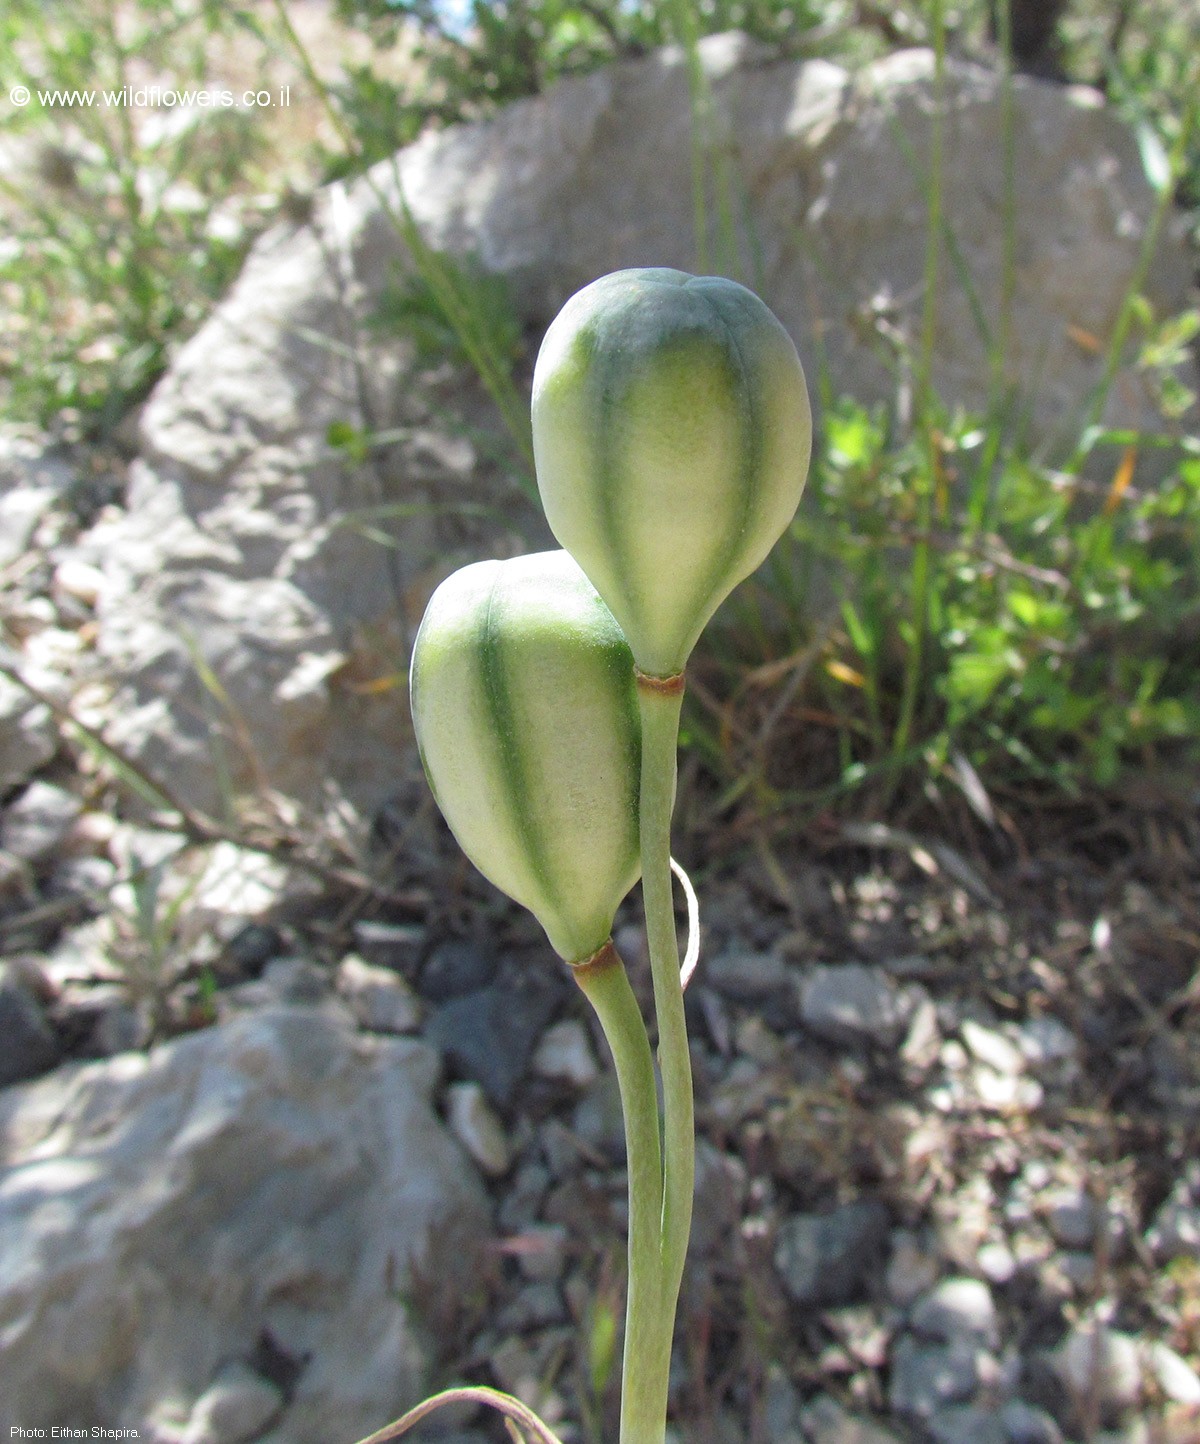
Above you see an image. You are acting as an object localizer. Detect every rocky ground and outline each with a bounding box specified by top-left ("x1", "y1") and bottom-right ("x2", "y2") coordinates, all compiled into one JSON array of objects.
[{"x1": 2, "y1": 428, "x2": 1199, "y2": 1444}]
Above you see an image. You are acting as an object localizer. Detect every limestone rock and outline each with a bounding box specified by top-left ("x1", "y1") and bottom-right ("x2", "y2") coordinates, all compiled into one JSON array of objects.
[
  {"x1": 75, "y1": 37, "x2": 1194, "y2": 823},
  {"x1": 0, "y1": 1004, "x2": 489, "y2": 1441}
]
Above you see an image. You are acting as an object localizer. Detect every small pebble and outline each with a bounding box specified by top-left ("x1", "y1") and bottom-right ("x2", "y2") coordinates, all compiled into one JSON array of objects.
[
  {"x1": 999, "y1": 1399, "x2": 1064, "y2": 1444},
  {"x1": 762, "y1": 1365, "x2": 804, "y2": 1443},
  {"x1": 977, "y1": 1241, "x2": 1017, "y2": 1285},
  {"x1": 706, "y1": 948, "x2": 789, "y2": 1002},
  {"x1": 446, "y1": 1080, "x2": 512, "y2": 1177},
  {"x1": 886, "y1": 1231, "x2": 941, "y2": 1306},
  {"x1": 336, "y1": 954, "x2": 422, "y2": 1034},
  {"x1": 800, "y1": 1395, "x2": 901, "y2": 1444},
  {"x1": 1, "y1": 780, "x2": 82, "y2": 865},
  {"x1": 774, "y1": 1198, "x2": 890, "y2": 1307},
  {"x1": 532, "y1": 1018, "x2": 598, "y2": 1087},
  {"x1": 0, "y1": 674, "x2": 56, "y2": 792},
  {"x1": 910, "y1": 1276, "x2": 998, "y2": 1348},
  {"x1": 352, "y1": 920, "x2": 426, "y2": 973},
  {"x1": 1043, "y1": 1187, "x2": 1098, "y2": 1250},
  {"x1": 889, "y1": 1334, "x2": 982, "y2": 1419},
  {"x1": 496, "y1": 1159, "x2": 550, "y2": 1231},
  {"x1": 960, "y1": 1019, "x2": 1025, "y2": 1077},
  {"x1": 513, "y1": 1223, "x2": 570, "y2": 1283},
  {"x1": 690, "y1": 1140, "x2": 747, "y2": 1259},
  {"x1": 800, "y1": 964, "x2": 911, "y2": 1047},
  {"x1": 89, "y1": 999, "x2": 151, "y2": 1056},
  {"x1": 260, "y1": 957, "x2": 327, "y2": 1004},
  {"x1": 928, "y1": 1404, "x2": 1006, "y2": 1444},
  {"x1": 1144, "y1": 1339, "x2": 1200, "y2": 1405},
  {"x1": 494, "y1": 1280, "x2": 567, "y2": 1330},
  {"x1": 973, "y1": 1068, "x2": 1043, "y2": 1113},
  {"x1": 181, "y1": 1363, "x2": 282, "y2": 1444},
  {"x1": 223, "y1": 922, "x2": 283, "y2": 977},
  {"x1": 420, "y1": 938, "x2": 496, "y2": 1002},
  {"x1": 571, "y1": 1071, "x2": 625, "y2": 1157},
  {"x1": 0, "y1": 963, "x2": 62, "y2": 1085},
  {"x1": 901, "y1": 995, "x2": 941, "y2": 1071},
  {"x1": 1054, "y1": 1322, "x2": 1143, "y2": 1410},
  {"x1": 1017, "y1": 1016, "x2": 1079, "y2": 1071},
  {"x1": 424, "y1": 982, "x2": 553, "y2": 1107},
  {"x1": 1054, "y1": 1250, "x2": 1097, "y2": 1293},
  {"x1": 1145, "y1": 1197, "x2": 1200, "y2": 1263}
]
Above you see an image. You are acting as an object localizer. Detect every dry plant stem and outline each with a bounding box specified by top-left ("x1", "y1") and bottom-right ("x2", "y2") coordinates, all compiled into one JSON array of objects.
[
  {"x1": 353, "y1": 1385, "x2": 567, "y2": 1444},
  {"x1": 632, "y1": 667, "x2": 694, "y2": 1444},
  {"x1": 571, "y1": 941, "x2": 667, "y2": 1444}
]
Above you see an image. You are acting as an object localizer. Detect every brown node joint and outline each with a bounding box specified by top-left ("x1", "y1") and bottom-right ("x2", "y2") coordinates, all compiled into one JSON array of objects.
[
  {"x1": 634, "y1": 667, "x2": 686, "y2": 697},
  {"x1": 568, "y1": 937, "x2": 620, "y2": 985}
]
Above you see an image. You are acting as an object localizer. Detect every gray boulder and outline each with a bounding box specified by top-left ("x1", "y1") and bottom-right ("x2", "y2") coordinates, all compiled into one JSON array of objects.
[
  {"x1": 73, "y1": 36, "x2": 1194, "y2": 821},
  {"x1": 0, "y1": 1004, "x2": 489, "y2": 1442}
]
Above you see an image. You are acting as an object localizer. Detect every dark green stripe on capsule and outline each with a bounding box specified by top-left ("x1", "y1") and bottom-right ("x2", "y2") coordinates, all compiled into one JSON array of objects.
[{"x1": 475, "y1": 572, "x2": 562, "y2": 918}]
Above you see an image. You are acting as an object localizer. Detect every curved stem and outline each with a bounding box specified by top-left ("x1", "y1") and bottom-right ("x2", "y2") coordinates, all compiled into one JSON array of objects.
[
  {"x1": 572, "y1": 941, "x2": 667, "y2": 1444},
  {"x1": 354, "y1": 1385, "x2": 568, "y2": 1444},
  {"x1": 635, "y1": 674, "x2": 694, "y2": 1442}
]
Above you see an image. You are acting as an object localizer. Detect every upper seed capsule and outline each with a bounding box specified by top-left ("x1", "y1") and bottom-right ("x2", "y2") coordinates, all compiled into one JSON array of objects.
[{"x1": 531, "y1": 268, "x2": 812, "y2": 678}]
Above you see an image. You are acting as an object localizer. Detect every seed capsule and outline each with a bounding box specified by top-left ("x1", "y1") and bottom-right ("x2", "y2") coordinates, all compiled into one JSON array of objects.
[
  {"x1": 410, "y1": 550, "x2": 641, "y2": 963},
  {"x1": 532, "y1": 268, "x2": 812, "y2": 678}
]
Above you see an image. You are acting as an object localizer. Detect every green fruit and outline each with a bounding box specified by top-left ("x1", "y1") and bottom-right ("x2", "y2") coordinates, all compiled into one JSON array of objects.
[
  {"x1": 410, "y1": 550, "x2": 641, "y2": 963},
  {"x1": 532, "y1": 268, "x2": 812, "y2": 677}
]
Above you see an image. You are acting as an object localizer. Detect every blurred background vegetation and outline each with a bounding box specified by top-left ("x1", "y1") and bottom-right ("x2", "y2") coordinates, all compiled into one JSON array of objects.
[{"x1": 1, "y1": 0, "x2": 1197, "y2": 834}]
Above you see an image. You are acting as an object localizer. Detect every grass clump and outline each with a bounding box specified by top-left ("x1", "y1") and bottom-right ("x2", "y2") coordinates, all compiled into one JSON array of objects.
[{"x1": 0, "y1": 0, "x2": 283, "y2": 435}]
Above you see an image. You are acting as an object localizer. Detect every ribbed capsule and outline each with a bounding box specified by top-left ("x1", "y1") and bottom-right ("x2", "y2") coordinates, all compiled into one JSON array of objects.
[
  {"x1": 410, "y1": 550, "x2": 641, "y2": 964},
  {"x1": 532, "y1": 268, "x2": 813, "y2": 678}
]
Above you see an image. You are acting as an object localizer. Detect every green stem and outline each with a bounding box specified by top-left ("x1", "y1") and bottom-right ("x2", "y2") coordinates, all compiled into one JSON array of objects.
[
  {"x1": 890, "y1": 0, "x2": 946, "y2": 785},
  {"x1": 571, "y1": 941, "x2": 667, "y2": 1444},
  {"x1": 632, "y1": 674, "x2": 695, "y2": 1444}
]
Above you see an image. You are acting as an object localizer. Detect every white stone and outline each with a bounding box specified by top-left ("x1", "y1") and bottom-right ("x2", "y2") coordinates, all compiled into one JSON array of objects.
[
  {"x1": 960, "y1": 1020, "x2": 1025, "y2": 1078},
  {"x1": 446, "y1": 1079, "x2": 512, "y2": 1177},
  {"x1": 1144, "y1": 1340, "x2": 1200, "y2": 1405},
  {"x1": 971, "y1": 1067, "x2": 1043, "y2": 1114},
  {"x1": 532, "y1": 1018, "x2": 599, "y2": 1087},
  {"x1": 54, "y1": 557, "x2": 108, "y2": 607},
  {"x1": 0, "y1": 1005, "x2": 488, "y2": 1441},
  {"x1": 976, "y1": 1241, "x2": 1017, "y2": 1285},
  {"x1": 180, "y1": 1363, "x2": 283, "y2": 1444}
]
